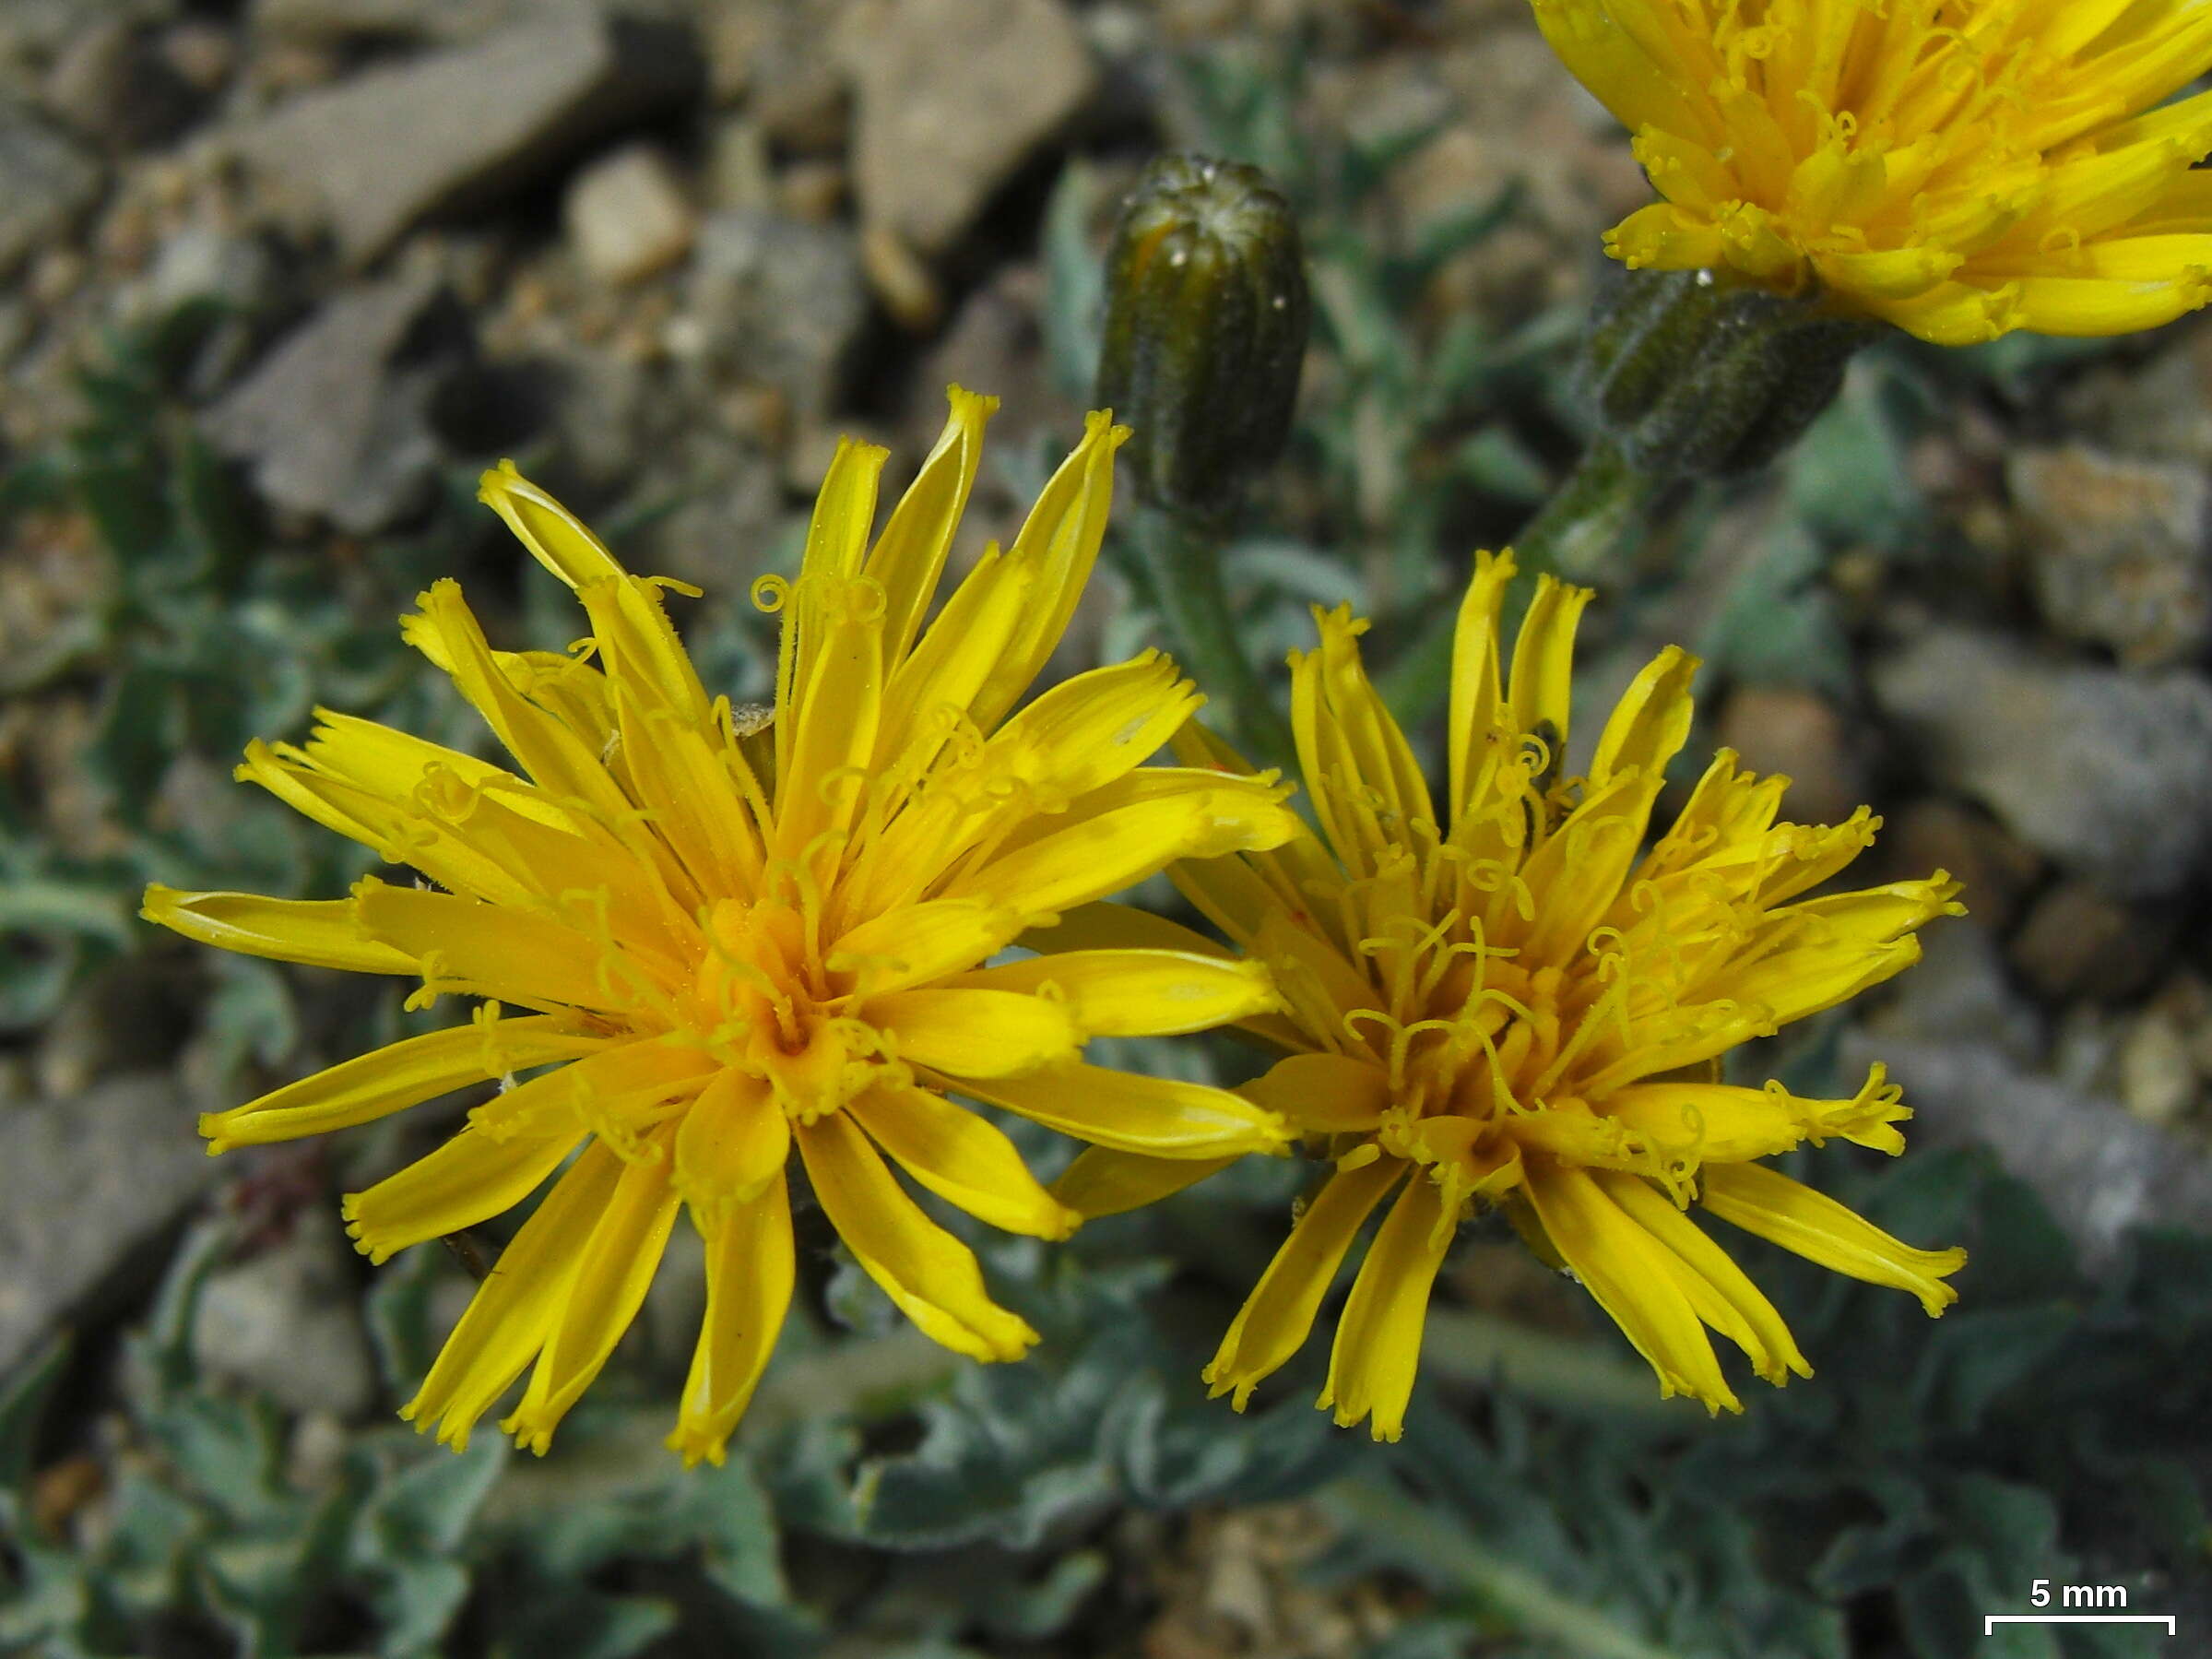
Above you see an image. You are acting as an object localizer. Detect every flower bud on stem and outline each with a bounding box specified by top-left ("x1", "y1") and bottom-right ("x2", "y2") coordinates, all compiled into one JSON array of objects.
[{"x1": 1097, "y1": 153, "x2": 1307, "y2": 768}]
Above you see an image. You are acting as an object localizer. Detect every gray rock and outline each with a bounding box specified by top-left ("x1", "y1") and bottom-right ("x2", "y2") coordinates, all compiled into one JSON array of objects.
[
  {"x1": 201, "y1": 272, "x2": 451, "y2": 532},
  {"x1": 194, "y1": 1216, "x2": 376, "y2": 1417},
  {"x1": 685, "y1": 207, "x2": 865, "y2": 421},
  {"x1": 844, "y1": 0, "x2": 1096, "y2": 257},
  {"x1": 1844, "y1": 1031, "x2": 2212, "y2": 1274},
  {"x1": 0, "y1": 101, "x2": 101, "y2": 278},
  {"x1": 2008, "y1": 444, "x2": 2212, "y2": 668},
  {"x1": 233, "y1": 6, "x2": 698, "y2": 264},
  {"x1": 1871, "y1": 625, "x2": 2212, "y2": 899},
  {"x1": 0, "y1": 1074, "x2": 214, "y2": 1374}
]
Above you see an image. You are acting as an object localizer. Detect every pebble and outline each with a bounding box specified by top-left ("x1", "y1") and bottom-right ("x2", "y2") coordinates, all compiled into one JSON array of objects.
[
  {"x1": 1872, "y1": 624, "x2": 2212, "y2": 899},
  {"x1": 861, "y1": 221, "x2": 942, "y2": 333},
  {"x1": 564, "y1": 141, "x2": 695, "y2": 286},
  {"x1": 754, "y1": 61, "x2": 849, "y2": 156},
  {"x1": 2008, "y1": 444, "x2": 2212, "y2": 668},
  {"x1": 2007, "y1": 879, "x2": 2174, "y2": 1005},
  {"x1": 1714, "y1": 683, "x2": 1866, "y2": 828},
  {"x1": 2119, "y1": 1008, "x2": 2197, "y2": 1129},
  {"x1": 843, "y1": 0, "x2": 1097, "y2": 257},
  {"x1": 158, "y1": 21, "x2": 237, "y2": 94},
  {"x1": 234, "y1": 6, "x2": 700, "y2": 263},
  {"x1": 776, "y1": 158, "x2": 848, "y2": 224}
]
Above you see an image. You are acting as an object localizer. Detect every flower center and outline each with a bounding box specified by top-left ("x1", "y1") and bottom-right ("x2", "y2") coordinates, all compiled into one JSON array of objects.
[{"x1": 687, "y1": 896, "x2": 881, "y2": 1121}]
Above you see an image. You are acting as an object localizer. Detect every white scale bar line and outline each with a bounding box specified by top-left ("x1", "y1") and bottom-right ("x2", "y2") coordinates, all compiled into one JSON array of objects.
[{"x1": 1984, "y1": 1616, "x2": 2176, "y2": 1633}]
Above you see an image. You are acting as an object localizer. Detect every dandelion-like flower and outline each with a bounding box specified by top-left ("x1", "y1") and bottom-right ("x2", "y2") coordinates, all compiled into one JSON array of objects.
[
  {"x1": 145, "y1": 390, "x2": 1298, "y2": 1463},
  {"x1": 1534, "y1": 0, "x2": 2212, "y2": 343},
  {"x1": 1055, "y1": 553, "x2": 1965, "y2": 1439}
]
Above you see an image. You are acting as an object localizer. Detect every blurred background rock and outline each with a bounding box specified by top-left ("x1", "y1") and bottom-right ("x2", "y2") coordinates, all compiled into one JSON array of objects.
[{"x1": 5, "y1": 2, "x2": 2212, "y2": 1654}]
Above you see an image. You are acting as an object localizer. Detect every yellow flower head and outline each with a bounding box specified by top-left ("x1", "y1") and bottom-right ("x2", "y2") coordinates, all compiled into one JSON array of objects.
[
  {"x1": 1535, "y1": 0, "x2": 2212, "y2": 343},
  {"x1": 144, "y1": 389, "x2": 1298, "y2": 1465},
  {"x1": 1059, "y1": 552, "x2": 1966, "y2": 1440}
]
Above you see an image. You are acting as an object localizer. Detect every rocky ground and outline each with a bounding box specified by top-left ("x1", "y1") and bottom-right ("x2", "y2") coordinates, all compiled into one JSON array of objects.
[{"x1": 6, "y1": 0, "x2": 2212, "y2": 1654}]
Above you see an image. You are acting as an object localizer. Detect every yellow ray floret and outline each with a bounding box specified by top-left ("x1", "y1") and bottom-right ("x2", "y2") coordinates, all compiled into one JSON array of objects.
[
  {"x1": 1061, "y1": 550, "x2": 1965, "y2": 1440},
  {"x1": 1532, "y1": 0, "x2": 2212, "y2": 342},
  {"x1": 143, "y1": 388, "x2": 1298, "y2": 1465}
]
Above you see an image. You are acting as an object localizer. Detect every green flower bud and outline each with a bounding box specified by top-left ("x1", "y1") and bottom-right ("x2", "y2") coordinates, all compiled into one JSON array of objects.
[
  {"x1": 1582, "y1": 267, "x2": 1877, "y2": 479},
  {"x1": 1096, "y1": 154, "x2": 1309, "y2": 520}
]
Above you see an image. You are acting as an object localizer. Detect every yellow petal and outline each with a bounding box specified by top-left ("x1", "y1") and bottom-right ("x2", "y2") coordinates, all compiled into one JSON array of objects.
[
  {"x1": 1698, "y1": 1163, "x2": 1966, "y2": 1316},
  {"x1": 1020, "y1": 900, "x2": 1229, "y2": 958},
  {"x1": 956, "y1": 949, "x2": 1278, "y2": 1037},
  {"x1": 978, "y1": 650, "x2": 1200, "y2": 809},
  {"x1": 868, "y1": 988, "x2": 1082, "y2": 1077},
  {"x1": 849, "y1": 1084, "x2": 1078, "y2": 1239},
  {"x1": 342, "y1": 1122, "x2": 585, "y2": 1266},
  {"x1": 947, "y1": 787, "x2": 1298, "y2": 920},
  {"x1": 406, "y1": 580, "x2": 637, "y2": 835},
  {"x1": 950, "y1": 1061, "x2": 1290, "y2": 1159},
  {"x1": 1319, "y1": 1169, "x2": 1456, "y2": 1440},
  {"x1": 300, "y1": 708, "x2": 548, "y2": 820},
  {"x1": 969, "y1": 409, "x2": 1128, "y2": 731},
  {"x1": 794, "y1": 1111, "x2": 1038, "y2": 1362},
  {"x1": 1506, "y1": 574, "x2": 1593, "y2": 762},
  {"x1": 867, "y1": 385, "x2": 997, "y2": 669},
  {"x1": 142, "y1": 885, "x2": 417, "y2": 976},
  {"x1": 774, "y1": 574, "x2": 884, "y2": 865},
  {"x1": 479, "y1": 460, "x2": 624, "y2": 587},
  {"x1": 668, "y1": 1171, "x2": 796, "y2": 1466},
  {"x1": 1052, "y1": 1145, "x2": 1237, "y2": 1219},
  {"x1": 199, "y1": 1014, "x2": 610, "y2": 1154},
  {"x1": 1602, "y1": 1066, "x2": 1911, "y2": 1164},
  {"x1": 1292, "y1": 604, "x2": 1436, "y2": 859},
  {"x1": 1206, "y1": 1156, "x2": 1403, "y2": 1409},
  {"x1": 1587, "y1": 644, "x2": 1698, "y2": 790},
  {"x1": 672, "y1": 1069, "x2": 789, "y2": 1228},
  {"x1": 401, "y1": 1138, "x2": 627, "y2": 1449},
  {"x1": 1522, "y1": 1162, "x2": 1739, "y2": 1411},
  {"x1": 1447, "y1": 549, "x2": 1515, "y2": 818},
  {"x1": 352, "y1": 878, "x2": 633, "y2": 1014},
  {"x1": 778, "y1": 438, "x2": 887, "y2": 781},
  {"x1": 827, "y1": 899, "x2": 1028, "y2": 997},
  {"x1": 875, "y1": 541, "x2": 1035, "y2": 776},
  {"x1": 503, "y1": 1132, "x2": 683, "y2": 1453},
  {"x1": 466, "y1": 1034, "x2": 718, "y2": 1146},
  {"x1": 1599, "y1": 1171, "x2": 1809, "y2": 1385},
  {"x1": 1241, "y1": 1051, "x2": 1393, "y2": 1132}
]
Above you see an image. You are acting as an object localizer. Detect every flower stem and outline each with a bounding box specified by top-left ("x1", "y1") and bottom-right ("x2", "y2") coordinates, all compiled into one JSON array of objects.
[
  {"x1": 1134, "y1": 504, "x2": 1296, "y2": 771},
  {"x1": 1512, "y1": 433, "x2": 1665, "y2": 580}
]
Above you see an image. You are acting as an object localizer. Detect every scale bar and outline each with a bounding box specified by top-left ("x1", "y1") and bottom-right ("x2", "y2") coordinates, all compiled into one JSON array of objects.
[{"x1": 1984, "y1": 1617, "x2": 2175, "y2": 1634}]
